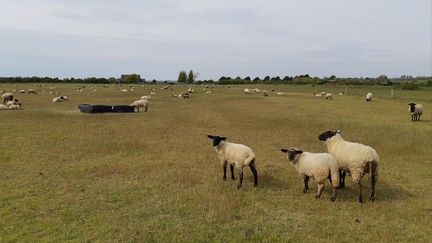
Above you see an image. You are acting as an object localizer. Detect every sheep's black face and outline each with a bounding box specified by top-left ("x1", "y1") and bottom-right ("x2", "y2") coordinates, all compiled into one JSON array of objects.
[
  {"x1": 319, "y1": 130, "x2": 336, "y2": 141},
  {"x1": 408, "y1": 103, "x2": 416, "y2": 112},
  {"x1": 207, "y1": 135, "x2": 226, "y2": 146},
  {"x1": 281, "y1": 148, "x2": 303, "y2": 161}
]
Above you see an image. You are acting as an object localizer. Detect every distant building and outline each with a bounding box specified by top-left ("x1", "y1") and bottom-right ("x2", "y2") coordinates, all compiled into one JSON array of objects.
[{"x1": 120, "y1": 74, "x2": 143, "y2": 83}]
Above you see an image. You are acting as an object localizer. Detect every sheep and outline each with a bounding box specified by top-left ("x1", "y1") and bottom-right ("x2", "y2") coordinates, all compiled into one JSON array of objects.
[
  {"x1": 27, "y1": 89, "x2": 37, "y2": 94},
  {"x1": 188, "y1": 88, "x2": 194, "y2": 93},
  {"x1": 365, "y1": 92, "x2": 373, "y2": 102},
  {"x1": 313, "y1": 92, "x2": 322, "y2": 98},
  {"x1": 9, "y1": 103, "x2": 22, "y2": 110},
  {"x1": 52, "y1": 96, "x2": 69, "y2": 102},
  {"x1": 207, "y1": 135, "x2": 258, "y2": 189},
  {"x1": 178, "y1": 93, "x2": 189, "y2": 99},
  {"x1": 150, "y1": 91, "x2": 156, "y2": 95},
  {"x1": 131, "y1": 99, "x2": 149, "y2": 112},
  {"x1": 161, "y1": 85, "x2": 170, "y2": 90},
  {"x1": 408, "y1": 103, "x2": 423, "y2": 122},
  {"x1": 319, "y1": 130, "x2": 379, "y2": 203},
  {"x1": 6, "y1": 99, "x2": 18, "y2": 106},
  {"x1": 2, "y1": 93, "x2": 13, "y2": 104},
  {"x1": 206, "y1": 90, "x2": 213, "y2": 94},
  {"x1": 263, "y1": 90, "x2": 269, "y2": 97},
  {"x1": 276, "y1": 92, "x2": 284, "y2": 95},
  {"x1": 325, "y1": 93, "x2": 333, "y2": 100},
  {"x1": 140, "y1": 95, "x2": 151, "y2": 100},
  {"x1": 0, "y1": 104, "x2": 8, "y2": 110},
  {"x1": 244, "y1": 88, "x2": 251, "y2": 94},
  {"x1": 254, "y1": 88, "x2": 260, "y2": 93},
  {"x1": 280, "y1": 147, "x2": 339, "y2": 201},
  {"x1": 320, "y1": 92, "x2": 327, "y2": 98},
  {"x1": 19, "y1": 89, "x2": 26, "y2": 94},
  {"x1": 338, "y1": 92, "x2": 344, "y2": 96}
]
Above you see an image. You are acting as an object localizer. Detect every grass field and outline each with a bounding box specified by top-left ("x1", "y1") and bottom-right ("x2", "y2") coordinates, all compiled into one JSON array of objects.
[{"x1": 1, "y1": 83, "x2": 431, "y2": 242}]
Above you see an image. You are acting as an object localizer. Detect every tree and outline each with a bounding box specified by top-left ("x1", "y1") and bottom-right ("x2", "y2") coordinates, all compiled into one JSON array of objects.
[
  {"x1": 177, "y1": 71, "x2": 187, "y2": 83},
  {"x1": 253, "y1": 77, "x2": 260, "y2": 82},
  {"x1": 187, "y1": 70, "x2": 198, "y2": 84},
  {"x1": 264, "y1": 76, "x2": 270, "y2": 81}
]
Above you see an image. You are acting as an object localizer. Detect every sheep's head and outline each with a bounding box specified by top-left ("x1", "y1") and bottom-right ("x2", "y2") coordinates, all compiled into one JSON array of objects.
[
  {"x1": 318, "y1": 130, "x2": 339, "y2": 141},
  {"x1": 207, "y1": 135, "x2": 226, "y2": 146},
  {"x1": 408, "y1": 103, "x2": 416, "y2": 112},
  {"x1": 281, "y1": 147, "x2": 303, "y2": 162}
]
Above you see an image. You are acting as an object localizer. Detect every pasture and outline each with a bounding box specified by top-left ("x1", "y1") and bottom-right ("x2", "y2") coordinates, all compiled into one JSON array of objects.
[{"x1": 1, "y1": 83, "x2": 431, "y2": 242}]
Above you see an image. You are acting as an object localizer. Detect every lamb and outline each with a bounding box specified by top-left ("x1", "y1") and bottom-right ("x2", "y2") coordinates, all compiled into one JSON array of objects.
[
  {"x1": 244, "y1": 88, "x2": 251, "y2": 94},
  {"x1": 325, "y1": 93, "x2": 333, "y2": 100},
  {"x1": 319, "y1": 130, "x2": 379, "y2": 203},
  {"x1": 130, "y1": 99, "x2": 148, "y2": 112},
  {"x1": 2, "y1": 93, "x2": 13, "y2": 104},
  {"x1": 207, "y1": 135, "x2": 258, "y2": 189},
  {"x1": 52, "y1": 96, "x2": 69, "y2": 102},
  {"x1": 366, "y1": 93, "x2": 373, "y2": 102},
  {"x1": 140, "y1": 95, "x2": 151, "y2": 100},
  {"x1": 280, "y1": 147, "x2": 339, "y2": 201},
  {"x1": 6, "y1": 99, "x2": 19, "y2": 106},
  {"x1": 408, "y1": 103, "x2": 423, "y2": 122}
]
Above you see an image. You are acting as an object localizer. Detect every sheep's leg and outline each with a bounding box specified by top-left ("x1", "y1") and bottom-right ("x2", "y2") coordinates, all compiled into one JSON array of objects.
[
  {"x1": 144, "y1": 106, "x2": 148, "y2": 112},
  {"x1": 331, "y1": 186, "x2": 337, "y2": 202},
  {"x1": 357, "y1": 180, "x2": 363, "y2": 203},
  {"x1": 302, "y1": 175, "x2": 309, "y2": 193},
  {"x1": 249, "y1": 163, "x2": 258, "y2": 187},
  {"x1": 237, "y1": 168, "x2": 244, "y2": 190},
  {"x1": 370, "y1": 161, "x2": 377, "y2": 201},
  {"x1": 338, "y1": 170, "x2": 346, "y2": 189},
  {"x1": 230, "y1": 164, "x2": 235, "y2": 180},
  {"x1": 222, "y1": 162, "x2": 227, "y2": 181},
  {"x1": 316, "y1": 183, "x2": 324, "y2": 199}
]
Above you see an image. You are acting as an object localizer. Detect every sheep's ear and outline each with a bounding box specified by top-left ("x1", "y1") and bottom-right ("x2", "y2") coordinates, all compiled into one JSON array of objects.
[
  {"x1": 221, "y1": 137, "x2": 227, "y2": 141},
  {"x1": 296, "y1": 150, "x2": 303, "y2": 154},
  {"x1": 207, "y1": 135, "x2": 214, "y2": 139},
  {"x1": 281, "y1": 149, "x2": 288, "y2": 153}
]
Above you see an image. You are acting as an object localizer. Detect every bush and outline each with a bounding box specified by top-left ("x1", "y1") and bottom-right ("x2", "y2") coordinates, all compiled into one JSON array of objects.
[{"x1": 396, "y1": 82, "x2": 420, "y2": 90}]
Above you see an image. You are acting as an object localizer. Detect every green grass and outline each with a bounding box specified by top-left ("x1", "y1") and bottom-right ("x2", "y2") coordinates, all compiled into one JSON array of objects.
[{"x1": 0, "y1": 83, "x2": 431, "y2": 242}]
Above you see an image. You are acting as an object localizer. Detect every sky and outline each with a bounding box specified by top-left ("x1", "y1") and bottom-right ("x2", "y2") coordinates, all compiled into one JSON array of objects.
[{"x1": 0, "y1": 0, "x2": 431, "y2": 80}]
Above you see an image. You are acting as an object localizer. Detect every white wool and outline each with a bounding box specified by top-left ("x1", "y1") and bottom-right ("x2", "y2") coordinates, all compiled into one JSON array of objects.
[
  {"x1": 366, "y1": 92, "x2": 373, "y2": 101},
  {"x1": 0, "y1": 104, "x2": 8, "y2": 110},
  {"x1": 408, "y1": 104, "x2": 423, "y2": 115},
  {"x1": 325, "y1": 93, "x2": 333, "y2": 99},
  {"x1": 131, "y1": 99, "x2": 149, "y2": 112},
  {"x1": 276, "y1": 92, "x2": 284, "y2": 95},
  {"x1": 244, "y1": 88, "x2": 251, "y2": 94},
  {"x1": 215, "y1": 141, "x2": 256, "y2": 168},
  {"x1": 9, "y1": 104, "x2": 21, "y2": 110},
  {"x1": 140, "y1": 95, "x2": 151, "y2": 100},
  {"x1": 6, "y1": 100, "x2": 17, "y2": 106},
  {"x1": 290, "y1": 152, "x2": 339, "y2": 188},
  {"x1": 325, "y1": 134, "x2": 379, "y2": 182}
]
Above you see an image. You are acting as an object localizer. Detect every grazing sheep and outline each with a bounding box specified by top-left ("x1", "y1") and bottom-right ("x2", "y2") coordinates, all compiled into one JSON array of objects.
[
  {"x1": 121, "y1": 89, "x2": 128, "y2": 92},
  {"x1": 276, "y1": 92, "x2": 284, "y2": 95},
  {"x1": 320, "y1": 92, "x2": 327, "y2": 98},
  {"x1": 0, "y1": 104, "x2": 8, "y2": 110},
  {"x1": 281, "y1": 147, "x2": 339, "y2": 201},
  {"x1": 338, "y1": 92, "x2": 344, "y2": 96},
  {"x1": 52, "y1": 96, "x2": 69, "y2": 102},
  {"x1": 131, "y1": 99, "x2": 149, "y2": 112},
  {"x1": 178, "y1": 93, "x2": 189, "y2": 99},
  {"x1": 254, "y1": 88, "x2": 260, "y2": 93},
  {"x1": 206, "y1": 90, "x2": 213, "y2": 94},
  {"x1": 263, "y1": 90, "x2": 269, "y2": 97},
  {"x1": 313, "y1": 92, "x2": 322, "y2": 98},
  {"x1": 150, "y1": 91, "x2": 156, "y2": 95},
  {"x1": 0, "y1": 90, "x2": 5, "y2": 94},
  {"x1": 325, "y1": 93, "x2": 333, "y2": 100},
  {"x1": 207, "y1": 135, "x2": 258, "y2": 189},
  {"x1": 408, "y1": 103, "x2": 424, "y2": 122},
  {"x1": 188, "y1": 88, "x2": 194, "y2": 93},
  {"x1": 244, "y1": 88, "x2": 251, "y2": 94},
  {"x1": 161, "y1": 85, "x2": 170, "y2": 90},
  {"x1": 18, "y1": 89, "x2": 26, "y2": 94},
  {"x1": 2, "y1": 93, "x2": 13, "y2": 104},
  {"x1": 49, "y1": 91, "x2": 59, "y2": 95},
  {"x1": 366, "y1": 93, "x2": 373, "y2": 102},
  {"x1": 27, "y1": 89, "x2": 37, "y2": 94},
  {"x1": 319, "y1": 130, "x2": 379, "y2": 203}
]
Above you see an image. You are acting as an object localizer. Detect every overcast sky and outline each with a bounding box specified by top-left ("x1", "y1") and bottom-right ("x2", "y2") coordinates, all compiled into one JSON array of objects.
[{"x1": 0, "y1": 0, "x2": 431, "y2": 80}]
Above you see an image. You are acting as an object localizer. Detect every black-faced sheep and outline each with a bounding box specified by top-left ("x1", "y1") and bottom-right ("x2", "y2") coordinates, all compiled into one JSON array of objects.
[
  {"x1": 207, "y1": 135, "x2": 258, "y2": 189},
  {"x1": 408, "y1": 103, "x2": 423, "y2": 122},
  {"x1": 319, "y1": 130, "x2": 379, "y2": 203},
  {"x1": 281, "y1": 147, "x2": 339, "y2": 201},
  {"x1": 2, "y1": 93, "x2": 13, "y2": 104}
]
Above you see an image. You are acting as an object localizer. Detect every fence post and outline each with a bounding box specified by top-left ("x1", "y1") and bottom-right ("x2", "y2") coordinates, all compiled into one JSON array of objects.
[
  {"x1": 345, "y1": 85, "x2": 348, "y2": 95},
  {"x1": 391, "y1": 88, "x2": 394, "y2": 98}
]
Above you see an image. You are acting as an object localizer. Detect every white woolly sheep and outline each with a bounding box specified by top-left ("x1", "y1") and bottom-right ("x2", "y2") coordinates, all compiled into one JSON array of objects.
[
  {"x1": 27, "y1": 89, "x2": 37, "y2": 94},
  {"x1": 6, "y1": 99, "x2": 18, "y2": 106},
  {"x1": 244, "y1": 88, "x2": 251, "y2": 94},
  {"x1": 0, "y1": 104, "x2": 8, "y2": 110},
  {"x1": 408, "y1": 103, "x2": 423, "y2": 122},
  {"x1": 140, "y1": 95, "x2": 151, "y2": 100},
  {"x1": 9, "y1": 104, "x2": 22, "y2": 110},
  {"x1": 263, "y1": 90, "x2": 269, "y2": 97},
  {"x1": 254, "y1": 88, "x2": 260, "y2": 93},
  {"x1": 131, "y1": 99, "x2": 149, "y2": 112},
  {"x1": 338, "y1": 92, "x2": 344, "y2": 96},
  {"x1": 319, "y1": 130, "x2": 379, "y2": 203},
  {"x1": 188, "y1": 88, "x2": 194, "y2": 93},
  {"x1": 178, "y1": 93, "x2": 189, "y2": 99},
  {"x1": 325, "y1": 93, "x2": 333, "y2": 100},
  {"x1": 206, "y1": 90, "x2": 213, "y2": 94},
  {"x1": 313, "y1": 92, "x2": 322, "y2": 98},
  {"x1": 365, "y1": 93, "x2": 373, "y2": 102},
  {"x1": 52, "y1": 96, "x2": 69, "y2": 102},
  {"x1": 207, "y1": 135, "x2": 258, "y2": 189},
  {"x1": 281, "y1": 147, "x2": 339, "y2": 201},
  {"x1": 150, "y1": 91, "x2": 156, "y2": 95},
  {"x1": 276, "y1": 92, "x2": 284, "y2": 95},
  {"x1": 2, "y1": 93, "x2": 13, "y2": 104}
]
